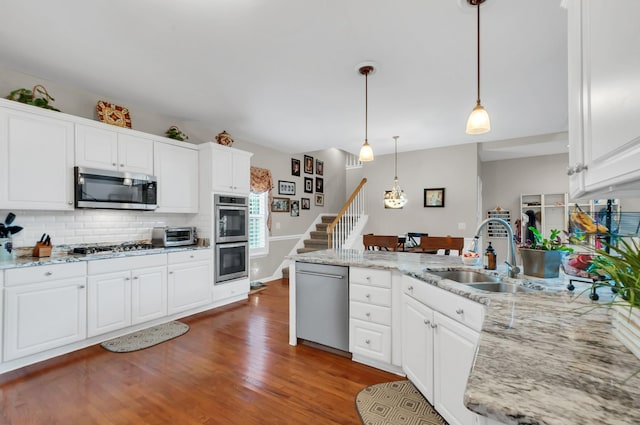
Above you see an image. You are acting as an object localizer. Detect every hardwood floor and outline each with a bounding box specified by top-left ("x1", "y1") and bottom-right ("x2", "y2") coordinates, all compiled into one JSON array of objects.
[{"x1": 0, "y1": 279, "x2": 399, "y2": 424}]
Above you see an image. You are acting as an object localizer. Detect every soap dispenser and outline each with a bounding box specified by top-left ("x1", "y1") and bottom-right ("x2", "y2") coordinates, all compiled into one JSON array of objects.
[{"x1": 484, "y1": 242, "x2": 496, "y2": 270}]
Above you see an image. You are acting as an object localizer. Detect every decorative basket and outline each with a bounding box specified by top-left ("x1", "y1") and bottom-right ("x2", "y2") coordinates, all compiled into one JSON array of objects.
[{"x1": 215, "y1": 131, "x2": 234, "y2": 146}]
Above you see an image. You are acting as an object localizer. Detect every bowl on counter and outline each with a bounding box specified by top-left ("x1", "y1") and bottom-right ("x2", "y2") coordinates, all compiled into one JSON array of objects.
[{"x1": 461, "y1": 252, "x2": 480, "y2": 265}]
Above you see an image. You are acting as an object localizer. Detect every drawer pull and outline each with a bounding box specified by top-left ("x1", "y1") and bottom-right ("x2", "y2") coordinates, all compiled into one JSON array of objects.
[
  {"x1": 45, "y1": 271, "x2": 53, "y2": 276},
  {"x1": 365, "y1": 294, "x2": 371, "y2": 298},
  {"x1": 366, "y1": 276, "x2": 371, "y2": 281},
  {"x1": 366, "y1": 312, "x2": 371, "y2": 317},
  {"x1": 456, "y1": 308, "x2": 464, "y2": 315},
  {"x1": 133, "y1": 276, "x2": 139, "y2": 280},
  {"x1": 78, "y1": 285, "x2": 85, "y2": 289},
  {"x1": 424, "y1": 319, "x2": 431, "y2": 326},
  {"x1": 408, "y1": 286, "x2": 414, "y2": 291},
  {"x1": 190, "y1": 254, "x2": 195, "y2": 258},
  {"x1": 365, "y1": 339, "x2": 371, "y2": 344}
]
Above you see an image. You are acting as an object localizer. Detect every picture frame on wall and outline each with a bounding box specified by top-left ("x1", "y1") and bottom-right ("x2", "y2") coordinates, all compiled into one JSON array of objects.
[
  {"x1": 424, "y1": 188, "x2": 445, "y2": 207},
  {"x1": 271, "y1": 197, "x2": 290, "y2": 212},
  {"x1": 301, "y1": 197, "x2": 311, "y2": 210},
  {"x1": 290, "y1": 200, "x2": 300, "y2": 217},
  {"x1": 304, "y1": 155, "x2": 314, "y2": 174},
  {"x1": 315, "y1": 194, "x2": 324, "y2": 207},
  {"x1": 304, "y1": 177, "x2": 313, "y2": 193},
  {"x1": 278, "y1": 180, "x2": 296, "y2": 195},
  {"x1": 316, "y1": 159, "x2": 324, "y2": 176},
  {"x1": 315, "y1": 177, "x2": 324, "y2": 193},
  {"x1": 291, "y1": 158, "x2": 301, "y2": 176}
]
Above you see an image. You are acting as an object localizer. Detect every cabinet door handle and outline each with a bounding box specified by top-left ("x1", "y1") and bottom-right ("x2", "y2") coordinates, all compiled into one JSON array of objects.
[
  {"x1": 125, "y1": 277, "x2": 130, "y2": 281},
  {"x1": 78, "y1": 285, "x2": 85, "y2": 289},
  {"x1": 120, "y1": 163, "x2": 124, "y2": 167},
  {"x1": 365, "y1": 339, "x2": 371, "y2": 345},
  {"x1": 365, "y1": 276, "x2": 371, "y2": 281},
  {"x1": 424, "y1": 319, "x2": 431, "y2": 326},
  {"x1": 133, "y1": 276, "x2": 139, "y2": 280},
  {"x1": 45, "y1": 271, "x2": 53, "y2": 276},
  {"x1": 408, "y1": 286, "x2": 414, "y2": 291},
  {"x1": 430, "y1": 323, "x2": 438, "y2": 329},
  {"x1": 365, "y1": 312, "x2": 371, "y2": 317},
  {"x1": 169, "y1": 271, "x2": 174, "y2": 274},
  {"x1": 190, "y1": 254, "x2": 194, "y2": 258},
  {"x1": 566, "y1": 165, "x2": 576, "y2": 176},
  {"x1": 456, "y1": 308, "x2": 464, "y2": 315},
  {"x1": 365, "y1": 294, "x2": 371, "y2": 299},
  {"x1": 112, "y1": 162, "x2": 117, "y2": 166},
  {"x1": 68, "y1": 201, "x2": 73, "y2": 205}
]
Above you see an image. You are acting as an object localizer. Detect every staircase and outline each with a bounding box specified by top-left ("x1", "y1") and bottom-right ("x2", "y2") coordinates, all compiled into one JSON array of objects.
[{"x1": 282, "y1": 215, "x2": 336, "y2": 279}]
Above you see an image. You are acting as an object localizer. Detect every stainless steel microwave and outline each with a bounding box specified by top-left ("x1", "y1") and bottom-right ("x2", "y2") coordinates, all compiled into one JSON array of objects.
[{"x1": 74, "y1": 166, "x2": 158, "y2": 210}]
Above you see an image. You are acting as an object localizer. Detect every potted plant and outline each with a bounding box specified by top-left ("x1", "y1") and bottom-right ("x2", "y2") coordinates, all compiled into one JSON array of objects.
[
  {"x1": 519, "y1": 227, "x2": 573, "y2": 278},
  {"x1": 590, "y1": 238, "x2": 640, "y2": 359}
]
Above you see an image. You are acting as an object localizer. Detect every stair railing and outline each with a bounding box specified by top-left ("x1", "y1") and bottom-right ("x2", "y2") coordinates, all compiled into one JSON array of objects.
[{"x1": 327, "y1": 178, "x2": 367, "y2": 250}]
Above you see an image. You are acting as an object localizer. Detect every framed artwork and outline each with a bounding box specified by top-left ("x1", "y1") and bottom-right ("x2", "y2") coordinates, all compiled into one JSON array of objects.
[
  {"x1": 316, "y1": 159, "x2": 324, "y2": 176},
  {"x1": 278, "y1": 180, "x2": 296, "y2": 195},
  {"x1": 271, "y1": 197, "x2": 290, "y2": 212},
  {"x1": 304, "y1": 177, "x2": 313, "y2": 193},
  {"x1": 315, "y1": 177, "x2": 324, "y2": 193},
  {"x1": 315, "y1": 194, "x2": 324, "y2": 206},
  {"x1": 290, "y1": 200, "x2": 300, "y2": 217},
  {"x1": 301, "y1": 197, "x2": 311, "y2": 210},
  {"x1": 291, "y1": 158, "x2": 301, "y2": 176},
  {"x1": 304, "y1": 155, "x2": 314, "y2": 174},
  {"x1": 424, "y1": 188, "x2": 445, "y2": 207}
]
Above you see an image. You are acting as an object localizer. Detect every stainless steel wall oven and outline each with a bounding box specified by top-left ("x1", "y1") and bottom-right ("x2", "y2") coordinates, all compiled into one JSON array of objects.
[{"x1": 214, "y1": 194, "x2": 249, "y2": 284}]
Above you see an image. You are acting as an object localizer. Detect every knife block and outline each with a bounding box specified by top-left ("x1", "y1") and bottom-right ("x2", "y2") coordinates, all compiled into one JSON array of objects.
[{"x1": 33, "y1": 242, "x2": 52, "y2": 257}]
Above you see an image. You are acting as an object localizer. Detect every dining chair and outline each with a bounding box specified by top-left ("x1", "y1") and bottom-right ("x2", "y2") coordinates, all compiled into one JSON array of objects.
[
  {"x1": 417, "y1": 236, "x2": 464, "y2": 255},
  {"x1": 363, "y1": 234, "x2": 399, "y2": 251}
]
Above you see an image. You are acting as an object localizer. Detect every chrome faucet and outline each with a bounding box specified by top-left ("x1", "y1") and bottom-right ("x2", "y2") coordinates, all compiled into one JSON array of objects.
[{"x1": 469, "y1": 218, "x2": 520, "y2": 278}]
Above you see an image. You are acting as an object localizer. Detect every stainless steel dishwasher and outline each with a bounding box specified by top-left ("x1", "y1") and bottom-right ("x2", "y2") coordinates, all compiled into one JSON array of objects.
[{"x1": 296, "y1": 262, "x2": 349, "y2": 352}]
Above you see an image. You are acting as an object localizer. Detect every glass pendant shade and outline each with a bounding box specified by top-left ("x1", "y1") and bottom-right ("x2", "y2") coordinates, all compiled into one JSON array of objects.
[
  {"x1": 466, "y1": 103, "x2": 491, "y2": 134},
  {"x1": 359, "y1": 140, "x2": 374, "y2": 162},
  {"x1": 384, "y1": 136, "x2": 407, "y2": 209}
]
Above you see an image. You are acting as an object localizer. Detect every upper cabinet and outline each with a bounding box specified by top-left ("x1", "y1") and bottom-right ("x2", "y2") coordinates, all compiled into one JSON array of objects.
[
  {"x1": 200, "y1": 142, "x2": 252, "y2": 195},
  {"x1": 568, "y1": 0, "x2": 640, "y2": 199},
  {"x1": 75, "y1": 123, "x2": 154, "y2": 175},
  {"x1": 154, "y1": 140, "x2": 199, "y2": 213},
  {"x1": 0, "y1": 102, "x2": 75, "y2": 210}
]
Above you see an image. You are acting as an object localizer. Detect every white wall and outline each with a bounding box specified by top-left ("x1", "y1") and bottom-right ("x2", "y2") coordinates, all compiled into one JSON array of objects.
[{"x1": 355, "y1": 143, "x2": 479, "y2": 240}]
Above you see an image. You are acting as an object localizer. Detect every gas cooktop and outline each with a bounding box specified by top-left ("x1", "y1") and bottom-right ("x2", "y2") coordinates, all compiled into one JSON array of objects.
[{"x1": 72, "y1": 243, "x2": 155, "y2": 256}]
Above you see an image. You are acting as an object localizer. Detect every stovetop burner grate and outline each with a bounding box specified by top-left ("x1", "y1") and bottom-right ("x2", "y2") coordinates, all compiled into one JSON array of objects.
[{"x1": 72, "y1": 243, "x2": 155, "y2": 255}]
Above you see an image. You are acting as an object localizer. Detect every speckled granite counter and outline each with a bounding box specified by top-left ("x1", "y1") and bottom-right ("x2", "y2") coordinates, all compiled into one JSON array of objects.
[
  {"x1": 0, "y1": 245, "x2": 211, "y2": 270},
  {"x1": 290, "y1": 249, "x2": 640, "y2": 425}
]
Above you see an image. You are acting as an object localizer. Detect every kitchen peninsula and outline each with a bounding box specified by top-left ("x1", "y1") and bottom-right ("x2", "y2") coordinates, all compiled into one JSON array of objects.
[{"x1": 288, "y1": 249, "x2": 640, "y2": 425}]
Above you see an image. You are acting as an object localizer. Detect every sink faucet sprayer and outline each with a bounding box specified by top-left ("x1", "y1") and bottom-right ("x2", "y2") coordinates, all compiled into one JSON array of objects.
[{"x1": 469, "y1": 218, "x2": 520, "y2": 278}]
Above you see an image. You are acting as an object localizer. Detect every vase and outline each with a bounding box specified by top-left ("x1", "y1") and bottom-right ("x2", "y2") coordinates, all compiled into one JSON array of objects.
[
  {"x1": 519, "y1": 248, "x2": 566, "y2": 278},
  {"x1": 0, "y1": 236, "x2": 14, "y2": 260},
  {"x1": 611, "y1": 304, "x2": 640, "y2": 360}
]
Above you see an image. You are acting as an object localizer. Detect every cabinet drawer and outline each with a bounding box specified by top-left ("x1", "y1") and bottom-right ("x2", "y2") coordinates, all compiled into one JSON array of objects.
[
  {"x1": 87, "y1": 253, "x2": 166, "y2": 275},
  {"x1": 5, "y1": 262, "x2": 86, "y2": 286},
  {"x1": 402, "y1": 276, "x2": 485, "y2": 332},
  {"x1": 350, "y1": 301, "x2": 391, "y2": 326},
  {"x1": 349, "y1": 267, "x2": 391, "y2": 288},
  {"x1": 213, "y1": 279, "x2": 249, "y2": 301},
  {"x1": 350, "y1": 319, "x2": 391, "y2": 363},
  {"x1": 350, "y1": 283, "x2": 391, "y2": 307},
  {"x1": 168, "y1": 249, "x2": 211, "y2": 264}
]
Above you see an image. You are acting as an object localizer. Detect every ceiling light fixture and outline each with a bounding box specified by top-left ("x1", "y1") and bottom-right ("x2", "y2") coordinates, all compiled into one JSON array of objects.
[
  {"x1": 358, "y1": 65, "x2": 375, "y2": 162},
  {"x1": 383, "y1": 136, "x2": 408, "y2": 209},
  {"x1": 466, "y1": 0, "x2": 491, "y2": 135}
]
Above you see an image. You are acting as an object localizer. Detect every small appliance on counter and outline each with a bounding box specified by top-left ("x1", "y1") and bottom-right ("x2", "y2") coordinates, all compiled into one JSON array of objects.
[{"x1": 152, "y1": 226, "x2": 197, "y2": 247}]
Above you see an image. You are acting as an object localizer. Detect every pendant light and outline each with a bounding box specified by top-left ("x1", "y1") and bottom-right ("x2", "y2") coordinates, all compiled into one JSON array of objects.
[
  {"x1": 358, "y1": 65, "x2": 375, "y2": 162},
  {"x1": 383, "y1": 136, "x2": 408, "y2": 209},
  {"x1": 466, "y1": 0, "x2": 491, "y2": 135}
]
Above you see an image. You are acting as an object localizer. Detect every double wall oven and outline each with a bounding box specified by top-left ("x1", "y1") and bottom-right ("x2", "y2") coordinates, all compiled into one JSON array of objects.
[{"x1": 214, "y1": 194, "x2": 249, "y2": 284}]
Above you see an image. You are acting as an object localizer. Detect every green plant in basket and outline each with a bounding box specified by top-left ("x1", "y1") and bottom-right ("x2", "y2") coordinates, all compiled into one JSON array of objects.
[
  {"x1": 524, "y1": 227, "x2": 574, "y2": 252},
  {"x1": 591, "y1": 238, "x2": 640, "y2": 308}
]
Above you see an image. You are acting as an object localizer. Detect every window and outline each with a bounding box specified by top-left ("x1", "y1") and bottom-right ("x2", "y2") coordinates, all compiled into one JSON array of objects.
[{"x1": 249, "y1": 191, "x2": 269, "y2": 256}]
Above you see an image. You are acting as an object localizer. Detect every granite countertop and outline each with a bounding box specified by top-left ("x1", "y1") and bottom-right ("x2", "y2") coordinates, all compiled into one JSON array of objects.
[
  {"x1": 289, "y1": 249, "x2": 640, "y2": 425},
  {"x1": 0, "y1": 244, "x2": 211, "y2": 270}
]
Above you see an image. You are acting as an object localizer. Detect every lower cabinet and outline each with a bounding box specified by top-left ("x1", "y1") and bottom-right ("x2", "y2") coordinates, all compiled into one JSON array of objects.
[
  {"x1": 87, "y1": 254, "x2": 167, "y2": 337},
  {"x1": 3, "y1": 263, "x2": 87, "y2": 361},
  {"x1": 402, "y1": 275, "x2": 483, "y2": 425},
  {"x1": 167, "y1": 250, "x2": 212, "y2": 315}
]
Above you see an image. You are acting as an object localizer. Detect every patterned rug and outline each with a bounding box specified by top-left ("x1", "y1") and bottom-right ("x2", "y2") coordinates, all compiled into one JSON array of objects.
[
  {"x1": 100, "y1": 321, "x2": 189, "y2": 353},
  {"x1": 355, "y1": 380, "x2": 448, "y2": 425}
]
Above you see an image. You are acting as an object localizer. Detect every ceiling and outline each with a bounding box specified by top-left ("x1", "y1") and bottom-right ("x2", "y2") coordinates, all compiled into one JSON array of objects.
[{"x1": 0, "y1": 0, "x2": 569, "y2": 158}]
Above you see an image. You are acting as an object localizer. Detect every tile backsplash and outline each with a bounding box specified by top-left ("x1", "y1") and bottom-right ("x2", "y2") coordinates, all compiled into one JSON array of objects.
[{"x1": 1, "y1": 209, "x2": 195, "y2": 248}]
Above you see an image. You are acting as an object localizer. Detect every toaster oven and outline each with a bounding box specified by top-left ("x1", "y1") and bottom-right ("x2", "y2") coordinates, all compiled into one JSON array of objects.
[{"x1": 151, "y1": 227, "x2": 196, "y2": 247}]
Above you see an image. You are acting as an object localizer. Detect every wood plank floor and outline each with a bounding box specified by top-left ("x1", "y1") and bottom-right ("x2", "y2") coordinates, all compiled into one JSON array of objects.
[{"x1": 0, "y1": 279, "x2": 399, "y2": 424}]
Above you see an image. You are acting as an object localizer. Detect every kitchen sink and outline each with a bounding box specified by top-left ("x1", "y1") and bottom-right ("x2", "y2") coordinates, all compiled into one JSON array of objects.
[
  {"x1": 427, "y1": 270, "x2": 502, "y2": 284},
  {"x1": 465, "y1": 282, "x2": 533, "y2": 293}
]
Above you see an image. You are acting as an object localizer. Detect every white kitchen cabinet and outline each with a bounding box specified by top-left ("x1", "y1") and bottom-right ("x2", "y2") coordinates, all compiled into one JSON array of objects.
[
  {"x1": 3, "y1": 263, "x2": 86, "y2": 361},
  {"x1": 568, "y1": 0, "x2": 640, "y2": 198},
  {"x1": 75, "y1": 123, "x2": 154, "y2": 174},
  {"x1": 402, "y1": 275, "x2": 484, "y2": 425},
  {"x1": 167, "y1": 250, "x2": 212, "y2": 315},
  {"x1": 87, "y1": 254, "x2": 167, "y2": 337},
  {"x1": 154, "y1": 140, "x2": 199, "y2": 213},
  {"x1": 199, "y1": 142, "x2": 252, "y2": 195},
  {"x1": 0, "y1": 101, "x2": 75, "y2": 210}
]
